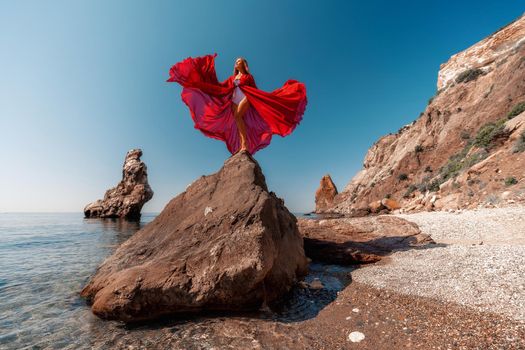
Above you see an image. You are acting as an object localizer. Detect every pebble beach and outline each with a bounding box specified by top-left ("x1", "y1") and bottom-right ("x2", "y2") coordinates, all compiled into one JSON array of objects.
[{"x1": 351, "y1": 206, "x2": 525, "y2": 323}]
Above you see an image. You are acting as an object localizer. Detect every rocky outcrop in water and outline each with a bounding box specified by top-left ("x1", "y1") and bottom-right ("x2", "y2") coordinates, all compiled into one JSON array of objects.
[
  {"x1": 328, "y1": 13, "x2": 525, "y2": 214},
  {"x1": 315, "y1": 174, "x2": 338, "y2": 213},
  {"x1": 80, "y1": 151, "x2": 309, "y2": 322},
  {"x1": 84, "y1": 149, "x2": 153, "y2": 221}
]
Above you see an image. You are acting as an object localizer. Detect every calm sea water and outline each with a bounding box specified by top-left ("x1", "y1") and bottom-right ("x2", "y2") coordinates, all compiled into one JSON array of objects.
[{"x1": 0, "y1": 212, "x2": 352, "y2": 350}]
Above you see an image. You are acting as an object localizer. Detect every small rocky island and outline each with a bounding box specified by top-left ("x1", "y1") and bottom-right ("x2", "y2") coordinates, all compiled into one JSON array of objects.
[
  {"x1": 80, "y1": 151, "x2": 308, "y2": 322},
  {"x1": 84, "y1": 149, "x2": 153, "y2": 221}
]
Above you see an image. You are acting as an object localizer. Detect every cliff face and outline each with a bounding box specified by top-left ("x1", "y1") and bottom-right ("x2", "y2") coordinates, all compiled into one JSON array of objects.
[
  {"x1": 437, "y1": 15, "x2": 525, "y2": 90},
  {"x1": 331, "y1": 13, "x2": 525, "y2": 214}
]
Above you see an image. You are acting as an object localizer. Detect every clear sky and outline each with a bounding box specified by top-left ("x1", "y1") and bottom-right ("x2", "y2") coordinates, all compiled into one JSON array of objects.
[{"x1": 0, "y1": 1, "x2": 523, "y2": 213}]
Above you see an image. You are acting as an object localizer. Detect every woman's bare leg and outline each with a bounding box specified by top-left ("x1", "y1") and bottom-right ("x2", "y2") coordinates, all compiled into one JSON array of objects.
[{"x1": 233, "y1": 97, "x2": 250, "y2": 152}]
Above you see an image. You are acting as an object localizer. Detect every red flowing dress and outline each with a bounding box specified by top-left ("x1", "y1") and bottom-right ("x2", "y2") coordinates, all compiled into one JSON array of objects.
[{"x1": 166, "y1": 53, "x2": 307, "y2": 155}]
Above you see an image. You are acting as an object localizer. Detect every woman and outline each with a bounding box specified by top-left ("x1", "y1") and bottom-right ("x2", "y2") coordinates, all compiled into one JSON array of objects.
[
  {"x1": 166, "y1": 53, "x2": 307, "y2": 155},
  {"x1": 231, "y1": 57, "x2": 252, "y2": 152}
]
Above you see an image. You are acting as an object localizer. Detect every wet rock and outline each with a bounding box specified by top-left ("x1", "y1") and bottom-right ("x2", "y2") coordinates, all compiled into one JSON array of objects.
[
  {"x1": 84, "y1": 149, "x2": 153, "y2": 221},
  {"x1": 309, "y1": 278, "x2": 324, "y2": 289},
  {"x1": 80, "y1": 151, "x2": 308, "y2": 322},
  {"x1": 315, "y1": 174, "x2": 338, "y2": 213}
]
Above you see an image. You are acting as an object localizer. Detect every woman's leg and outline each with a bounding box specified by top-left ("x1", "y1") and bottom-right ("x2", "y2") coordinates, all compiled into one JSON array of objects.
[{"x1": 233, "y1": 97, "x2": 250, "y2": 151}]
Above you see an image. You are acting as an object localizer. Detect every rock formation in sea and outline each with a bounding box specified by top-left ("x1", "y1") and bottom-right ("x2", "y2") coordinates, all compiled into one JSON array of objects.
[
  {"x1": 84, "y1": 149, "x2": 154, "y2": 221},
  {"x1": 80, "y1": 151, "x2": 309, "y2": 322},
  {"x1": 326, "y1": 13, "x2": 525, "y2": 214},
  {"x1": 315, "y1": 174, "x2": 338, "y2": 213}
]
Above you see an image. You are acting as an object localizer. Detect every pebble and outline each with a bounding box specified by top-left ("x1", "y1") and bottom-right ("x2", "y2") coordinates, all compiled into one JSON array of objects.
[
  {"x1": 348, "y1": 331, "x2": 365, "y2": 343},
  {"x1": 309, "y1": 278, "x2": 324, "y2": 289}
]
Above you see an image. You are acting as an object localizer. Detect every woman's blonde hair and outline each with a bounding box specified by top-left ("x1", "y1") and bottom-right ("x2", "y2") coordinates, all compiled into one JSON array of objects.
[{"x1": 233, "y1": 57, "x2": 250, "y2": 76}]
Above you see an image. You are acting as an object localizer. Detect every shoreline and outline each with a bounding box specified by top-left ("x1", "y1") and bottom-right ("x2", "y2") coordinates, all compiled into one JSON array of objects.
[
  {"x1": 96, "y1": 281, "x2": 525, "y2": 349},
  {"x1": 2, "y1": 206, "x2": 524, "y2": 349},
  {"x1": 93, "y1": 205, "x2": 525, "y2": 349}
]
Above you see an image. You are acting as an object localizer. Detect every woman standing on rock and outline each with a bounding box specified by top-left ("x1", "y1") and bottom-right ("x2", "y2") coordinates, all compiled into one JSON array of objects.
[{"x1": 166, "y1": 53, "x2": 307, "y2": 155}]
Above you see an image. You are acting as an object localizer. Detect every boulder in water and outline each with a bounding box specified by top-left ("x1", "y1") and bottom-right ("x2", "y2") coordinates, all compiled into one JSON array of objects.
[{"x1": 80, "y1": 151, "x2": 308, "y2": 322}]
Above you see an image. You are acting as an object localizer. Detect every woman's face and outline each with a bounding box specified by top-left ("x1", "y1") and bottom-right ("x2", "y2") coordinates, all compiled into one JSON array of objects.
[{"x1": 235, "y1": 58, "x2": 245, "y2": 72}]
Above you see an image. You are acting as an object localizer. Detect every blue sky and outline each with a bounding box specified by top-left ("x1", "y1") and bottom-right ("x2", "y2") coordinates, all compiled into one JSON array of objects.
[{"x1": 0, "y1": 1, "x2": 523, "y2": 213}]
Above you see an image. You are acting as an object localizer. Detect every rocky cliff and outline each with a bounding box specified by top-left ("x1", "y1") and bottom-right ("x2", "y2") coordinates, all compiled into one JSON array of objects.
[
  {"x1": 329, "y1": 13, "x2": 525, "y2": 214},
  {"x1": 84, "y1": 149, "x2": 154, "y2": 220}
]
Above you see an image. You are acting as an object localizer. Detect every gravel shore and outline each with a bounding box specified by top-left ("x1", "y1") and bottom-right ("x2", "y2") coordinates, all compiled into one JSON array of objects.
[
  {"x1": 351, "y1": 205, "x2": 525, "y2": 321},
  {"x1": 397, "y1": 206, "x2": 525, "y2": 244},
  {"x1": 75, "y1": 206, "x2": 525, "y2": 349},
  {"x1": 94, "y1": 282, "x2": 525, "y2": 349}
]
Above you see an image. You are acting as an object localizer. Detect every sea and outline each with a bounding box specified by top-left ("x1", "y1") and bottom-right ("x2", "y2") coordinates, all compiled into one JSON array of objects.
[{"x1": 0, "y1": 212, "x2": 353, "y2": 349}]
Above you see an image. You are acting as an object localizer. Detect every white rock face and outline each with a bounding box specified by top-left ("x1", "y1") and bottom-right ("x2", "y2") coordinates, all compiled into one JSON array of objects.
[
  {"x1": 348, "y1": 331, "x2": 365, "y2": 343},
  {"x1": 437, "y1": 13, "x2": 525, "y2": 89},
  {"x1": 204, "y1": 206, "x2": 214, "y2": 216}
]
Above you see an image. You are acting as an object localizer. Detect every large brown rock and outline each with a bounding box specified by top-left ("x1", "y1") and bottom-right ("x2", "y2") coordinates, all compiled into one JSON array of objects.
[
  {"x1": 84, "y1": 149, "x2": 153, "y2": 221},
  {"x1": 315, "y1": 174, "x2": 338, "y2": 212},
  {"x1": 298, "y1": 215, "x2": 434, "y2": 265},
  {"x1": 80, "y1": 151, "x2": 308, "y2": 322}
]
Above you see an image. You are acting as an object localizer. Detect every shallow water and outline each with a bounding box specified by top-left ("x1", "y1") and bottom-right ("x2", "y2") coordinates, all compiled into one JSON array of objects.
[{"x1": 0, "y1": 213, "x2": 352, "y2": 349}]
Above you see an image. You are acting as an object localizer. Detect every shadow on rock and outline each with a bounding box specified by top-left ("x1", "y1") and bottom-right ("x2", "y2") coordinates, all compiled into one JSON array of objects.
[{"x1": 298, "y1": 215, "x2": 442, "y2": 265}]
